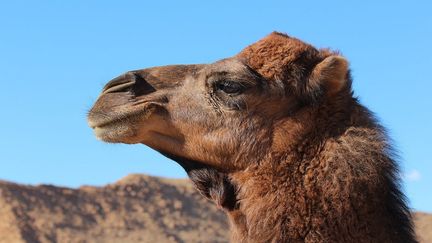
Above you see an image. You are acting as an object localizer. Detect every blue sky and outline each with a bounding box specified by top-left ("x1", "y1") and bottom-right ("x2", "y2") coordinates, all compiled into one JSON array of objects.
[{"x1": 0, "y1": 1, "x2": 430, "y2": 212}]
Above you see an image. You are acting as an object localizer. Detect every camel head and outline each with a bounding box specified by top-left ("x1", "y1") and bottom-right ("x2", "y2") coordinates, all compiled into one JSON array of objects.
[
  {"x1": 88, "y1": 32, "x2": 349, "y2": 172},
  {"x1": 88, "y1": 32, "x2": 417, "y2": 243}
]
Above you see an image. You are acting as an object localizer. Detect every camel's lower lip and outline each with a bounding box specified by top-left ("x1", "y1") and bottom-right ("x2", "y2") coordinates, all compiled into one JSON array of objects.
[
  {"x1": 92, "y1": 122, "x2": 135, "y2": 143},
  {"x1": 88, "y1": 110, "x2": 139, "y2": 129},
  {"x1": 88, "y1": 112, "x2": 134, "y2": 142},
  {"x1": 88, "y1": 117, "x2": 124, "y2": 129},
  {"x1": 93, "y1": 126, "x2": 113, "y2": 137}
]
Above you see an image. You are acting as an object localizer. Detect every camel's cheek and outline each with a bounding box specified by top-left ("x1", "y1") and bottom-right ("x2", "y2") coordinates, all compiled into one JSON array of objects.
[
  {"x1": 171, "y1": 119, "x2": 241, "y2": 168},
  {"x1": 166, "y1": 89, "x2": 268, "y2": 169}
]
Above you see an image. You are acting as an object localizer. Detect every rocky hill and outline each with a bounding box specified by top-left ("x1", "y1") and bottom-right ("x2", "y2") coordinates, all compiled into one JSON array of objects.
[
  {"x1": 0, "y1": 175, "x2": 228, "y2": 243},
  {"x1": 0, "y1": 174, "x2": 430, "y2": 243},
  {"x1": 415, "y1": 212, "x2": 432, "y2": 243}
]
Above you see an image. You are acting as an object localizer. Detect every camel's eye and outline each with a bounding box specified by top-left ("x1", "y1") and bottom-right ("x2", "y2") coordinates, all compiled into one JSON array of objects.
[{"x1": 216, "y1": 81, "x2": 244, "y2": 94}]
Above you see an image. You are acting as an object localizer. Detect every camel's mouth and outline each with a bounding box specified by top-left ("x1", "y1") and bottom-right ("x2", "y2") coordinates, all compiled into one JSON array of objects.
[
  {"x1": 92, "y1": 123, "x2": 134, "y2": 143},
  {"x1": 88, "y1": 114, "x2": 121, "y2": 130},
  {"x1": 88, "y1": 102, "x2": 164, "y2": 143},
  {"x1": 88, "y1": 112, "x2": 139, "y2": 143},
  {"x1": 88, "y1": 109, "x2": 143, "y2": 129}
]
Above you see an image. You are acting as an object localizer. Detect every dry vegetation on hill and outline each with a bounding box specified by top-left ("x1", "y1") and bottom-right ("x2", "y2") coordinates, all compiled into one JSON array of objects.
[{"x1": 0, "y1": 174, "x2": 430, "y2": 243}]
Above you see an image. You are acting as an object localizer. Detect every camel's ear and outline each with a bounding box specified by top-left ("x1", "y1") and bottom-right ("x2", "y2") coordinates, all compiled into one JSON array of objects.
[{"x1": 309, "y1": 55, "x2": 349, "y2": 96}]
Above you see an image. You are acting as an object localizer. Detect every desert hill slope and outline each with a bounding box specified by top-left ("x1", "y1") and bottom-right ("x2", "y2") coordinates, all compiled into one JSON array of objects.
[
  {"x1": 0, "y1": 175, "x2": 228, "y2": 243},
  {"x1": 0, "y1": 174, "x2": 430, "y2": 243},
  {"x1": 415, "y1": 212, "x2": 432, "y2": 243}
]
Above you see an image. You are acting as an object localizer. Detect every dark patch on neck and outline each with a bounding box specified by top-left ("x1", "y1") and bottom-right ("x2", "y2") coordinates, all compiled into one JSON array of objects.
[{"x1": 161, "y1": 153, "x2": 238, "y2": 211}]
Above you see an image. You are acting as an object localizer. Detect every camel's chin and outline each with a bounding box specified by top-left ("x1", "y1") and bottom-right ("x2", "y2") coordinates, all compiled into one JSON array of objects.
[{"x1": 93, "y1": 124, "x2": 138, "y2": 144}]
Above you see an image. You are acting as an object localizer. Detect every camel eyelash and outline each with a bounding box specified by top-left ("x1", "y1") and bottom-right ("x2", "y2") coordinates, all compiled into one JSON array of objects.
[{"x1": 213, "y1": 80, "x2": 251, "y2": 95}]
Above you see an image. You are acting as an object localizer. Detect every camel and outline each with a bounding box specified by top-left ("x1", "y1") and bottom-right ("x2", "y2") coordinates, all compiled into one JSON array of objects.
[{"x1": 88, "y1": 32, "x2": 417, "y2": 242}]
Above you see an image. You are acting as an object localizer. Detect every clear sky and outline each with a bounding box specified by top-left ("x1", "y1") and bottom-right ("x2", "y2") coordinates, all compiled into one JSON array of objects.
[{"x1": 0, "y1": 1, "x2": 430, "y2": 212}]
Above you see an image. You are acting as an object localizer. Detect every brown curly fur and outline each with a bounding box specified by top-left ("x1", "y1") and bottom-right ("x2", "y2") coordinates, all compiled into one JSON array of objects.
[
  {"x1": 89, "y1": 32, "x2": 417, "y2": 242},
  {"x1": 185, "y1": 33, "x2": 416, "y2": 242}
]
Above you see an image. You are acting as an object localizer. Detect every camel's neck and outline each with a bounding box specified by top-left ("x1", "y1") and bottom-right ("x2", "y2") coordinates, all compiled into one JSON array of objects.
[
  {"x1": 229, "y1": 155, "x2": 317, "y2": 242},
  {"x1": 182, "y1": 98, "x2": 416, "y2": 242},
  {"x1": 227, "y1": 117, "x2": 416, "y2": 243}
]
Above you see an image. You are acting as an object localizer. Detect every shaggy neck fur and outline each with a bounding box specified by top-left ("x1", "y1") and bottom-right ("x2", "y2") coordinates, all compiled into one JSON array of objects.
[{"x1": 178, "y1": 92, "x2": 416, "y2": 243}]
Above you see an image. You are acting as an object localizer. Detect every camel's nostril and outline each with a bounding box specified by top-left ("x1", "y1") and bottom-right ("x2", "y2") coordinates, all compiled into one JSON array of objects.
[
  {"x1": 132, "y1": 74, "x2": 157, "y2": 96},
  {"x1": 102, "y1": 72, "x2": 156, "y2": 96},
  {"x1": 102, "y1": 72, "x2": 136, "y2": 95}
]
